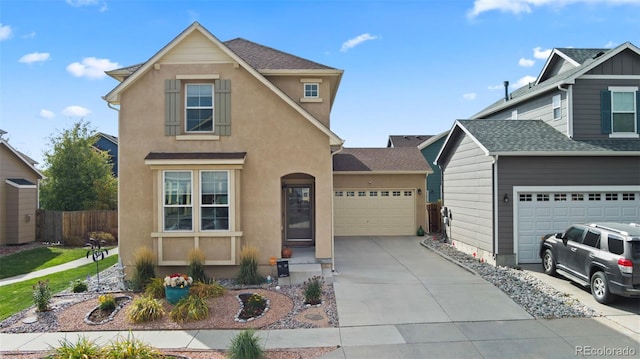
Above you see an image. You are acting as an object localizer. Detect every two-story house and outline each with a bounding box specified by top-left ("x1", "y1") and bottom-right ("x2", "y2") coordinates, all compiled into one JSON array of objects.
[
  {"x1": 104, "y1": 22, "x2": 429, "y2": 278},
  {"x1": 435, "y1": 42, "x2": 640, "y2": 266}
]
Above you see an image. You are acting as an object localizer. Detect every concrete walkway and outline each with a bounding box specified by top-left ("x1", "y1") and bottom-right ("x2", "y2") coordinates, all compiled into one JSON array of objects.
[{"x1": 1, "y1": 237, "x2": 638, "y2": 358}]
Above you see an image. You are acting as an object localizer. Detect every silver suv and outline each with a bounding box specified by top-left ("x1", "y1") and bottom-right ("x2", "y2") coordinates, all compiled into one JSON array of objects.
[{"x1": 539, "y1": 222, "x2": 640, "y2": 304}]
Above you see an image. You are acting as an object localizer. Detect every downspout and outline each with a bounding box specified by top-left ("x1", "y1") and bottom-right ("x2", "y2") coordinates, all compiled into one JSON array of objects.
[
  {"x1": 492, "y1": 155, "x2": 499, "y2": 261},
  {"x1": 330, "y1": 143, "x2": 344, "y2": 272},
  {"x1": 106, "y1": 100, "x2": 120, "y2": 263},
  {"x1": 557, "y1": 84, "x2": 572, "y2": 137}
]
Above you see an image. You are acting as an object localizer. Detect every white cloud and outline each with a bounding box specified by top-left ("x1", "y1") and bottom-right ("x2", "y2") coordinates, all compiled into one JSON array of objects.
[
  {"x1": 533, "y1": 46, "x2": 551, "y2": 59},
  {"x1": 62, "y1": 106, "x2": 92, "y2": 117},
  {"x1": 66, "y1": 0, "x2": 99, "y2": 6},
  {"x1": 514, "y1": 75, "x2": 537, "y2": 89},
  {"x1": 40, "y1": 109, "x2": 55, "y2": 119},
  {"x1": 66, "y1": 57, "x2": 120, "y2": 79},
  {"x1": 604, "y1": 41, "x2": 617, "y2": 48},
  {"x1": 19, "y1": 52, "x2": 51, "y2": 64},
  {"x1": 467, "y1": 0, "x2": 640, "y2": 19},
  {"x1": 463, "y1": 93, "x2": 477, "y2": 100},
  {"x1": 0, "y1": 24, "x2": 13, "y2": 41},
  {"x1": 519, "y1": 58, "x2": 535, "y2": 67},
  {"x1": 340, "y1": 33, "x2": 379, "y2": 52}
]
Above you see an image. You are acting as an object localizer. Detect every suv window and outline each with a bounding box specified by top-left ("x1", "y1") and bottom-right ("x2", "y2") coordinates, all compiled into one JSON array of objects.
[
  {"x1": 565, "y1": 227, "x2": 585, "y2": 243},
  {"x1": 583, "y1": 230, "x2": 600, "y2": 248},
  {"x1": 608, "y1": 234, "x2": 624, "y2": 255},
  {"x1": 632, "y1": 242, "x2": 640, "y2": 260}
]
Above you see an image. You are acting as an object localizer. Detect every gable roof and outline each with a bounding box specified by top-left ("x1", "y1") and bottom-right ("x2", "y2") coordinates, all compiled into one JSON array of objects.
[
  {"x1": 417, "y1": 131, "x2": 448, "y2": 150},
  {"x1": 472, "y1": 42, "x2": 640, "y2": 119},
  {"x1": 334, "y1": 147, "x2": 432, "y2": 174},
  {"x1": 387, "y1": 135, "x2": 431, "y2": 148},
  {"x1": 436, "y1": 120, "x2": 640, "y2": 165},
  {"x1": 97, "y1": 132, "x2": 118, "y2": 145},
  {"x1": 0, "y1": 139, "x2": 45, "y2": 179},
  {"x1": 104, "y1": 22, "x2": 344, "y2": 146}
]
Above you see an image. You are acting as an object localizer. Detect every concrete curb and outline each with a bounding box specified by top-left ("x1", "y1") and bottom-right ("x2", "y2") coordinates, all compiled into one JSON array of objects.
[{"x1": 419, "y1": 238, "x2": 479, "y2": 276}]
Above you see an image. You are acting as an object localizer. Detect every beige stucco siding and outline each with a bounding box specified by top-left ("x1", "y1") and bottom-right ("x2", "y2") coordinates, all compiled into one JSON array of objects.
[
  {"x1": 117, "y1": 62, "x2": 334, "y2": 277},
  {"x1": 441, "y1": 133, "x2": 494, "y2": 252}
]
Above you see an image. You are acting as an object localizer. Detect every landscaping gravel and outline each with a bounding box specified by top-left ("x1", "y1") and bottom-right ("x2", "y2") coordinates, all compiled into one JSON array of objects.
[{"x1": 421, "y1": 236, "x2": 600, "y2": 319}]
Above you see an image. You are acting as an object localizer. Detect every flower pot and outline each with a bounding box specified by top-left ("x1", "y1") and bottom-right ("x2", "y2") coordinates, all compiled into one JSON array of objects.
[
  {"x1": 281, "y1": 246, "x2": 293, "y2": 258},
  {"x1": 165, "y1": 286, "x2": 190, "y2": 304}
]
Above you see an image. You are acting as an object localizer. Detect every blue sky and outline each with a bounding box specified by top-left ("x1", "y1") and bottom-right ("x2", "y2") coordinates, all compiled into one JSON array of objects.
[{"x1": 1, "y1": 0, "x2": 639, "y2": 167}]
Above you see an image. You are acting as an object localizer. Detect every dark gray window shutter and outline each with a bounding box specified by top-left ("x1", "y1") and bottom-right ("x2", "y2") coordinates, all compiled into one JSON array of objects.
[
  {"x1": 600, "y1": 90, "x2": 611, "y2": 134},
  {"x1": 215, "y1": 79, "x2": 231, "y2": 136},
  {"x1": 636, "y1": 91, "x2": 640, "y2": 133},
  {"x1": 165, "y1": 79, "x2": 181, "y2": 136}
]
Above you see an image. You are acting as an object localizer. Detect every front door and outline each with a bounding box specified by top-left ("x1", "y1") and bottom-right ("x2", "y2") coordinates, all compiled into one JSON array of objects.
[{"x1": 284, "y1": 185, "x2": 314, "y2": 244}]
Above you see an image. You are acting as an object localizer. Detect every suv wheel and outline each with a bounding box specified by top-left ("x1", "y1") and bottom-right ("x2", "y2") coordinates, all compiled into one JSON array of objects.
[
  {"x1": 542, "y1": 249, "x2": 556, "y2": 275},
  {"x1": 590, "y1": 272, "x2": 614, "y2": 304}
]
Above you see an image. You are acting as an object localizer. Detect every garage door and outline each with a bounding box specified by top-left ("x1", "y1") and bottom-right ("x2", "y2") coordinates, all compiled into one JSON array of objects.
[
  {"x1": 517, "y1": 190, "x2": 640, "y2": 264},
  {"x1": 334, "y1": 189, "x2": 415, "y2": 236}
]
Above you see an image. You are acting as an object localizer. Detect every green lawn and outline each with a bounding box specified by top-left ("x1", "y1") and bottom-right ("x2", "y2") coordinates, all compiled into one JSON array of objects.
[
  {"x1": 0, "y1": 255, "x2": 119, "y2": 321},
  {"x1": 0, "y1": 246, "x2": 113, "y2": 279}
]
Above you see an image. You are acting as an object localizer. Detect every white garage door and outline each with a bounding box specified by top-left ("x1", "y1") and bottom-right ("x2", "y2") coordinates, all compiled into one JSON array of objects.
[
  {"x1": 517, "y1": 190, "x2": 640, "y2": 264},
  {"x1": 334, "y1": 189, "x2": 415, "y2": 236}
]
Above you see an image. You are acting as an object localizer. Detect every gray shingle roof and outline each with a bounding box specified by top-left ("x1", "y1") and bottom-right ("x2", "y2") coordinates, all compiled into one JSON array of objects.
[
  {"x1": 556, "y1": 48, "x2": 609, "y2": 64},
  {"x1": 224, "y1": 38, "x2": 336, "y2": 70},
  {"x1": 458, "y1": 120, "x2": 640, "y2": 153},
  {"x1": 333, "y1": 147, "x2": 431, "y2": 172},
  {"x1": 387, "y1": 135, "x2": 432, "y2": 148}
]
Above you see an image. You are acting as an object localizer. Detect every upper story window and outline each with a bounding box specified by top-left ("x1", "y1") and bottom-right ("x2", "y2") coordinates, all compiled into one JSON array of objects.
[
  {"x1": 511, "y1": 110, "x2": 518, "y2": 120},
  {"x1": 601, "y1": 86, "x2": 639, "y2": 138},
  {"x1": 186, "y1": 84, "x2": 214, "y2": 132},
  {"x1": 552, "y1": 94, "x2": 561, "y2": 120},
  {"x1": 304, "y1": 83, "x2": 319, "y2": 98}
]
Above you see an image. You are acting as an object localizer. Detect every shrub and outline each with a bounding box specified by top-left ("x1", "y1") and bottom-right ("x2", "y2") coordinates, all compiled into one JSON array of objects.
[
  {"x1": 227, "y1": 329, "x2": 265, "y2": 359},
  {"x1": 131, "y1": 246, "x2": 156, "y2": 291},
  {"x1": 190, "y1": 280, "x2": 225, "y2": 299},
  {"x1": 98, "y1": 293, "x2": 117, "y2": 311},
  {"x1": 169, "y1": 295, "x2": 209, "y2": 322},
  {"x1": 88, "y1": 231, "x2": 116, "y2": 245},
  {"x1": 187, "y1": 247, "x2": 208, "y2": 283},
  {"x1": 101, "y1": 332, "x2": 162, "y2": 359},
  {"x1": 236, "y1": 246, "x2": 263, "y2": 285},
  {"x1": 240, "y1": 293, "x2": 266, "y2": 319},
  {"x1": 144, "y1": 277, "x2": 166, "y2": 299},
  {"x1": 127, "y1": 296, "x2": 165, "y2": 323},
  {"x1": 33, "y1": 280, "x2": 52, "y2": 312},
  {"x1": 71, "y1": 280, "x2": 88, "y2": 293},
  {"x1": 49, "y1": 335, "x2": 101, "y2": 359},
  {"x1": 303, "y1": 276, "x2": 324, "y2": 305}
]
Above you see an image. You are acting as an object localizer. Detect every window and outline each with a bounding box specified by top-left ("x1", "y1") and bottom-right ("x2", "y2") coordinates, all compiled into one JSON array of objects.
[
  {"x1": 622, "y1": 193, "x2": 636, "y2": 201},
  {"x1": 392, "y1": 191, "x2": 401, "y2": 197},
  {"x1": 358, "y1": 191, "x2": 366, "y2": 197},
  {"x1": 335, "y1": 191, "x2": 344, "y2": 197},
  {"x1": 552, "y1": 94, "x2": 561, "y2": 120},
  {"x1": 588, "y1": 193, "x2": 601, "y2": 201},
  {"x1": 519, "y1": 194, "x2": 532, "y2": 202},
  {"x1": 381, "y1": 191, "x2": 389, "y2": 196},
  {"x1": 536, "y1": 194, "x2": 549, "y2": 202},
  {"x1": 571, "y1": 193, "x2": 584, "y2": 201},
  {"x1": 554, "y1": 193, "x2": 567, "y2": 201},
  {"x1": 404, "y1": 191, "x2": 413, "y2": 196},
  {"x1": 583, "y1": 230, "x2": 600, "y2": 248},
  {"x1": 304, "y1": 83, "x2": 319, "y2": 98},
  {"x1": 608, "y1": 235, "x2": 624, "y2": 255},
  {"x1": 186, "y1": 84, "x2": 214, "y2": 132},
  {"x1": 511, "y1": 110, "x2": 518, "y2": 120},
  {"x1": 347, "y1": 191, "x2": 355, "y2": 197},
  {"x1": 605, "y1": 193, "x2": 618, "y2": 201},
  {"x1": 565, "y1": 226, "x2": 585, "y2": 243},
  {"x1": 369, "y1": 191, "x2": 378, "y2": 197},
  {"x1": 200, "y1": 171, "x2": 229, "y2": 230},
  {"x1": 602, "y1": 87, "x2": 638, "y2": 136},
  {"x1": 164, "y1": 171, "x2": 193, "y2": 231}
]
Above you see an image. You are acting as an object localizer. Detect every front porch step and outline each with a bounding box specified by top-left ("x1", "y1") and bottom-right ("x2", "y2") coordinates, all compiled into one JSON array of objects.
[{"x1": 276, "y1": 263, "x2": 333, "y2": 286}]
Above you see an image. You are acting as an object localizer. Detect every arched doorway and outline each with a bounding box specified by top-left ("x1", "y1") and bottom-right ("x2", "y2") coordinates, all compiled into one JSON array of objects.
[{"x1": 281, "y1": 173, "x2": 315, "y2": 247}]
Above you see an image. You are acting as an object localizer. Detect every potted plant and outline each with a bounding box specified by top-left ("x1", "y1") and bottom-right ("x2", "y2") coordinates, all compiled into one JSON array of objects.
[{"x1": 163, "y1": 273, "x2": 193, "y2": 304}]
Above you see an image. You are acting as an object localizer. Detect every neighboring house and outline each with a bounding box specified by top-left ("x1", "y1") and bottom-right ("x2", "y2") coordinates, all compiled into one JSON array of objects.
[
  {"x1": 333, "y1": 147, "x2": 430, "y2": 236},
  {"x1": 104, "y1": 22, "x2": 427, "y2": 277},
  {"x1": 387, "y1": 135, "x2": 431, "y2": 148},
  {"x1": 417, "y1": 131, "x2": 447, "y2": 203},
  {"x1": 0, "y1": 137, "x2": 45, "y2": 245},
  {"x1": 94, "y1": 132, "x2": 118, "y2": 177},
  {"x1": 436, "y1": 42, "x2": 640, "y2": 266}
]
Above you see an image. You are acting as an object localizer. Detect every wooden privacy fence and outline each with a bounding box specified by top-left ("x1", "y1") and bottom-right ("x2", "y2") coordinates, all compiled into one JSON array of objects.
[
  {"x1": 426, "y1": 202, "x2": 442, "y2": 234},
  {"x1": 36, "y1": 209, "x2": 118, "y2": 244}
]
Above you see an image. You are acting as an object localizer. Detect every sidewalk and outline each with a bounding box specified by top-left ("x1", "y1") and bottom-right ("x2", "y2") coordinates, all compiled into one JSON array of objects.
[{"x1": 0, "y1": 247, "x2": 119, "y2": 287}]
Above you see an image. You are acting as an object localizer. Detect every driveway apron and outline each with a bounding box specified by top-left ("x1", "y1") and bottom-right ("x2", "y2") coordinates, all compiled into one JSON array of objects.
[{"x1": 332, "y1": 236, "x2": 532, "y2": 327}]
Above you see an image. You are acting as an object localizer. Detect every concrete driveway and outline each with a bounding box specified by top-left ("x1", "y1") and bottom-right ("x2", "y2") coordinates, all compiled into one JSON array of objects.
[{"x1": 323, "y1": 237, "x2": 640, "y2": 359}]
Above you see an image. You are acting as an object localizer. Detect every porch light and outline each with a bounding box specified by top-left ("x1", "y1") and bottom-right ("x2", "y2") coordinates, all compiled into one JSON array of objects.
[{"x1": 503, "y1": 193, "x2": 509, "y2": 203}]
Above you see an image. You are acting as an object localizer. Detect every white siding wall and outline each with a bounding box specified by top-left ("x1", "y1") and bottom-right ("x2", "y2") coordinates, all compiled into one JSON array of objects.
[{"x1": 442, "y1": 134, "x2": 493, "y2": 252}]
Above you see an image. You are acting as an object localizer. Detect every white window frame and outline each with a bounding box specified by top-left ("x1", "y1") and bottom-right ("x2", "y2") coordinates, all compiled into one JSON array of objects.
[
  {"x1": 511, "y1": 110, "x2": 518, "y2": 120},
  {"x1": 552, "y1": 94, "x2": 561, "y2": 120},
  {"x1": 185, "y1": 83, "x2": 215, "y2": 133},
  {"x1": 200, "y1": 170, "x2": 230, "y2": 231},
  {"x1": 304, "y1": 83, "x2": 319, "y2": 98},
  {"x1": 163, "y1": 171, "x2": 193, "y2": 231},
  {"x1": 608, "y1": 86, "x2": 638, "y2": 137}
]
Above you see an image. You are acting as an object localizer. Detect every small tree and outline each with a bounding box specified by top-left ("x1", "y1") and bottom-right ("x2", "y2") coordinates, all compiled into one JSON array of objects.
[{"x1": 40, "y1": 120, "x2": 117, "y2": 211}]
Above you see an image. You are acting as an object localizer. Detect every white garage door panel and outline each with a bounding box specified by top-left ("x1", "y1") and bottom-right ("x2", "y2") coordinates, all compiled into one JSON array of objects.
[
  {"x1": 334, "y1": 189, "x2": 415, "y2": 236},
  {"x1": 517, "y1": 191, "x2": 640, "y2": 264}
]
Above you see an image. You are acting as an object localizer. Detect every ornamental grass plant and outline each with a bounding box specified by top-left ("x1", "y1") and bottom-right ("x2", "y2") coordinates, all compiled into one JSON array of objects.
[
  {"x1": 144, "y1": 277, "x2": 166, "y2": 299},
  {"x1": 187, "y1": 247, "x2": 208, "y2": 283},
  {"x1": 169, "y1": 295, "x2": 209, "y2": 322},
  {"x1": 227, "y1": 329, "x2": 265, "y2": 359},
  {"x1": 236, "y1": 246, "x2": 263, "y2": 285},
  {"x1": 126, "y1": 296, "x2": 165, "y2": 323},
  {"x1": 190, "y1": 280, "x2": 225, "y2": 299},
  {"x1": 131, "y1": 246, "x2": 156, "y2": 291},
  {"x1": 48, "y1": 335, "x2": 101, "y2": 359}
]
